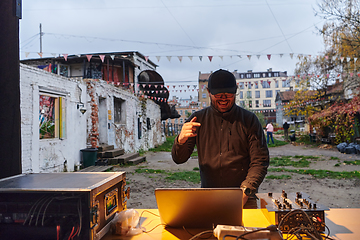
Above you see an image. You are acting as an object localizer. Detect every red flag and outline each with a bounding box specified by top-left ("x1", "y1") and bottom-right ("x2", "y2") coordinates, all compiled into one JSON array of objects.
[
  {"x1": 99, "y1": 55, "x2": 105, "y2": 62},
  {"x1": 267, "y1": 54, "x2": 271, "y2": 60},
  {"x1": 208, "y1": 56, "x2": 213, "y2": 62},
  {"x1": 63, "y1": 54, "x2": 68, "y2": 61},
  {"x1": 86, "y1": 55, "x2": 92, "y2": 62}
]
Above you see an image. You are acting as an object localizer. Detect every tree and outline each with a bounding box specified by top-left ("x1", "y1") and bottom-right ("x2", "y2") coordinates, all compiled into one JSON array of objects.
[{"x1": 315, "y1": 0, "x2": 360, "y2": 95}]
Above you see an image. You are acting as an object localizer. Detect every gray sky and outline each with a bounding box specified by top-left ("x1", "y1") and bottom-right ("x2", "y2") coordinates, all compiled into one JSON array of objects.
[{"x1": 20, "y1": 0, "x2": 325, "y2": 99}]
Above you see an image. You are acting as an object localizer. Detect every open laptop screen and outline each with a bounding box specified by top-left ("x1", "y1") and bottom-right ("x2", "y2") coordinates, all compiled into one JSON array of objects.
[{"x1": 155, "y1": 188, "x2": 243, "y2": 229}]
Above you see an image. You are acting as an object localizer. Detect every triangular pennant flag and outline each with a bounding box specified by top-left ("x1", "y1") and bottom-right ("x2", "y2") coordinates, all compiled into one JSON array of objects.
[
  {"x1": 109, "y1": 55, "x2": 115, "y2": 60},
  {"x1": 63, "y1": 54, "x2": 68, "y2": 61},
  {"x1": 38, "y1": 52, "x2": 43, "y2": 58},
  {"x1": 208, "y1": 56, "x2": 213, "y2": 62},
  {"x1": 86, "y1": 54, "x2": 92, "y2": 62},
  {"x1": 145, "y1": 56, "x2": 149, "y2": 62},
  {"x1": 354, "y1": 57, "x2": 358, "y2": 63},
  {"x1": 199, "y1": 56, "x2": 203, "y2": 61},
  {"x1": 267, "y1": 54, "x2": 271, "y2": 60},
  {"x1": 99, "y1": 55, "x2": 105, "y2": 62},
  {"x1": 290, "y1": 53, "x2": 294, "y2": 59},
  {"x1": 340, "y1": 57, "x2": 344, "y2": 63},
  {"x1": 280, "y1": 54, "x2": 283, "y2": 58},
  {"x1": 76, "y1": 54, "x2": 81, "y2": 57},
  {"x1": 256, "y1": 55, "x2": 261, "y2": 59},
  {"x1": 247, "y1": 55, "x2": 251, "y2": 60},
  {"x1": 325, "y1": 56, "x2": 329, "y2": 60},
  {"x1": 347, "y1": 57, "x2": 351, "y2": 62},
  {"x1": 166, "y1": 56, "x2": 172, "y2": 62},
  {"x1": 178, "y1": 56, "x2": 183, "y2": 62},
  {"x1": 188, "y1": 56, "x2": 193, "y2": 61},
  {"x1": 156, "y1": 56, "x2": 161, "y2": 62},
  {"x1": 51, "y1": 53, "x2": 57, "y2": 57},
  {"x1": 237, "y1": 55, "x2": 242, "y2": 58},
  {"x1": 25, "y1": 52, "x2": 30, "y2": 58},
  {"x1": 219, "y1": 56, "x2": 223, "y2": 61}
]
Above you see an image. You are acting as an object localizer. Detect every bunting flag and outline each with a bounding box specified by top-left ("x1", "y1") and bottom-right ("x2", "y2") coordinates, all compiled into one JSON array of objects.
[
  {"x1": 188, "y1": 56, "x2": 193, "y2": 61},
  {"x1": 290, "y1": 53, "x2": 294, "y2": 59},
  {"x1": 51, "y1": 53, "x2": 57, "y2": 57},
  {"x1": 144, "y1": 56, "x2": 149, "y2": 62},
  {"x1": 256, "y1": 55, "x2": 261, "y2": 59},
  {"x1": 199, "y1": 56, "x2": 203, "y2": 61},
  {"x1": 166, "y1": 56, "x2": 172, "y2": 62},
  {"x1": 156, "y1": 56, "x2": 161, "y2": 62},
  {"x1": 247, "y1": 55, "x2": 251, "y2": 60},
  {"x1": 219, "y1": 56, "x2": 223, "y2": 61},
  {"x1": 63, "y1": 54, "x2": 68, "y2": 61},
  {"x1": 178, "y1": 56, "x2": 183, "y2": 62},
  {"x1": 25, "y1": 52, "x2": 30, "y2": 57},
  {"x1": 208, "y1": 56, "x2": 213, "y2": 62},
  {"x1": 38, "y1": 52, "x2": 43, "y2": 58},
  {"x1": 99, "y1": 55, "x2": 105, "y2": 62},
  {"x1": 267, "y1": 54, "x2": 271, "y2": 60},
  {"x1": 86, "y1": 54, "x2": 92, "y2": 62}
]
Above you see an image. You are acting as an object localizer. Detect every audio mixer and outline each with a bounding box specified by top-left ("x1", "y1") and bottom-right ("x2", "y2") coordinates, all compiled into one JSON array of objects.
[{"x1": 257, "y1": 191, "x2": 329, "y2": 233}]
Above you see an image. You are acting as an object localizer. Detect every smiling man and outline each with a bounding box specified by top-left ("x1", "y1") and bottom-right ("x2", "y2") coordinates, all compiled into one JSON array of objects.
[{"x1": 171, "y1": 69, "x2": 269, "y2": 207}]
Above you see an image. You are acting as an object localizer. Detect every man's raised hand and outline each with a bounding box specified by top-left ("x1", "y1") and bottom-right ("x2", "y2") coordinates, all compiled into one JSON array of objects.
[{"x1": 178, "y1": 117, "x2": 201, "y2": 145}]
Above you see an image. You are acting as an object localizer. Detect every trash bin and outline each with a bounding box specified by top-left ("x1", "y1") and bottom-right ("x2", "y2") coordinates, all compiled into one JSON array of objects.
[{"x1": 80, "y1": 148, "x2": 98, "y2": 168}]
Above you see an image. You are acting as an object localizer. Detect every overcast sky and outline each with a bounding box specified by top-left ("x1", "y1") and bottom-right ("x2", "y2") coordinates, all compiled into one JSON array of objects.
[{"x1": 20, "y1": 0, "x2": 326, "y2": 99}]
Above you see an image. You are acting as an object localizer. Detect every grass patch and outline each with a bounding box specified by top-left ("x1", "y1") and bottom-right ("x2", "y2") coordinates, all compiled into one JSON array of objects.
[
  {"x1": 134, "y1": 168, "x2": 201, "y2": 183},
  {"x1": 270, "y1": 156, "x2": 311, "y2": 168},
  {"x1": 165, "y1": 171, "x2": 201, "y2": 183},
  {"x1": 148, "y1": 136, "x2": 176, "y2": 152},
  {"x1": 266, "y1": 174, "x2": 292, "y2": 179},
  {"x1": 343, "y1": 160, "x2": 360, "y2": 165},
  {"x1": 268, "y1": 168, "x2": 360, "y2": 179},
  {"x1": 267, "y1": 139, "x2": 288, "y2": 147},
  {"x1": 330, "y1": 156, "x2": 340, "y2": 160}
]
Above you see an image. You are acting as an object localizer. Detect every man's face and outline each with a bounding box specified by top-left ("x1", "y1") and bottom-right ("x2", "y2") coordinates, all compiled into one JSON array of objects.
[{"x1": 208, "y1": 91, "x2": 235, "y2": 113}]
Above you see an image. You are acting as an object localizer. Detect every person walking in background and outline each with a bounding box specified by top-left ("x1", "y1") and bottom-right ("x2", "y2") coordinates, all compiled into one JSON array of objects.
[
  {"x1": 266, "y1": 122, "x2": 274, "y2": 144},
  {"x1": 283, "y1": 121, "x2": 290, "y2": 142}
]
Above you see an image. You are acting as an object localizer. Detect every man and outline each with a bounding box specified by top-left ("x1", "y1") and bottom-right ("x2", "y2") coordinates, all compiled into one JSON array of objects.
[
  {"x1": 283, "y1": 121, "x2": 290, "y2": 142},
  {"x1": 171, "y1": 69, "x2": 269, "y2": 206}
]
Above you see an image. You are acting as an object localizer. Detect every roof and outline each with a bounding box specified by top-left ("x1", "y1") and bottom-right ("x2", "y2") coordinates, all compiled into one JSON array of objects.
[{"x1": 277, "y1": 91, "x2": 295, "y2": 101}]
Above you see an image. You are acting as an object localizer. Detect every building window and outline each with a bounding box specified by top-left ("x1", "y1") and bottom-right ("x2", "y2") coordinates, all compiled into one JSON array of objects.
[
  {"x1": 266, "y1": 90, "x2": 273, "y2": 98},
  {"x1": 255, "y1": 91, "x2": 260, "y2": 98},
  {"x1": 274, "y1": 72, "x2": 279, "y2": 77},
  {"x1": 202, "y1": 93, "x2": 206, "y2": 98},
  {"x1": 248, "y1": 82, "x2": 252, "y2": 89},
  {"x1": 275, "y1": 80, "x2": 279, "y2": 88},
  {"x1": 239, "y1": 82, "x2": 244, "y2": 89},
  {"x1": 275, "y1": 90, "x2": 280, "y2": 96},
  {"x1": 253, "y1": 73, "x2": 260, "y2": 78},
  {"x1": 60, "y1": 65, "x2": 69, "y2": 77},
  {"x1": 180, "y1": 118, "x2": 183, "y2": 124},
  {"x1": 263, "y1": 100, "x2": 271, "y2": 107},
  {"x1": 282, "y1": 79, "x2": 290, "y2": 87},
  {"x1": 239, "y1": 91, "x2": 243, "y2": 99},
  {"x1": 39, "y1": 94, "x2": 66, "y2": 139},
  {"x1": 202, "y1": 102, "x2": 206, "y2": 107},
  {"x1": 247, "y1": 91, "x2": 252, "y2": 98},
  {"x1": 262, "y1": 81, "x2": 270, "y2": 88},
  {"x1": 240, "y1": 74, "x2": 244, "y2": 78},
  {"x1": 114, "y1": 97, "x2": 126, "y2": 124},
  {"x1": 255, "y1": 100, "x2": 259, "y2": 107},
  {"x1": 249, "y1": 100, "x2": 252, "y2": 108},
  {"x1": 239, "y1": 101, "x2": 245, "y2": 107},
  {"x1": 255, "y1": 81, "x2": 258, "y2": 89},
  {"x1": 246, "y1": 73, "x2": 252, "y2": 78},
  {"x1": 180, "y1": 110, "x2": 183, "y2": 115},
  {"x1": 262, "y1": 73, "x2": 266, "y2": 77},
  {"x1": 146, "y1": 117, "x2": 151, "y2": 130}
]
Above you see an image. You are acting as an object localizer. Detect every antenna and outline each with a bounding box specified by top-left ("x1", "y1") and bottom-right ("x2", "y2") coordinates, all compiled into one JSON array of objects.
[{"x1": 39, "y1": 23, "x2": 43, "y2": 54}]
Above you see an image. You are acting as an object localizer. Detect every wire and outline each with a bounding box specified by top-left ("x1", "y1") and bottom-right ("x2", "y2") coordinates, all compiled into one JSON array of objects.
[
  {"x1": 183, "y1": 226, "x2": 214, "y2": 239},
  {"x1": 188, "y1": 230, "x2": 214, "y2": 240}
]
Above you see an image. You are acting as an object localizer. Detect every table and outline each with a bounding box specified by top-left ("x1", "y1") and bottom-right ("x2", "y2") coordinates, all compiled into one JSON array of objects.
[{"x1": 102, "y1": 208, "x2": 360, "y2": 240}]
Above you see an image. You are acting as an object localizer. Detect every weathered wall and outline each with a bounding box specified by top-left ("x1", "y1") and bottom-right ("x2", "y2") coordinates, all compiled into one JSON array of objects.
[
  {"x1": 20, "y1": 64, "x2": 87, "y2": 173},
  {"x1": 85, "y1": 79, "x2": 165, "y2": 152}
]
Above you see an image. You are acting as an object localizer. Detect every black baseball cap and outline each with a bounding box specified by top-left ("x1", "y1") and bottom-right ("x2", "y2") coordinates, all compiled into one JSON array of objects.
[{"x1": 208, "y1": 69, "x2": 237, "y2": 95}]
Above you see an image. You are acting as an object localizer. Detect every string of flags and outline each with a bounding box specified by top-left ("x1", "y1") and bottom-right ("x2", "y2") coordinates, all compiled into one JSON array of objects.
[{"x1": 24, "y1": 52, "x2": 359, "y2": 64}]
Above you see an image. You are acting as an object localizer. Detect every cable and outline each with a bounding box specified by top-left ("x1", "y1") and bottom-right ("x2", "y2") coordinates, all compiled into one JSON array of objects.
[{"x1": 188, "y1": 230, "x2": 214, "y2": 240}]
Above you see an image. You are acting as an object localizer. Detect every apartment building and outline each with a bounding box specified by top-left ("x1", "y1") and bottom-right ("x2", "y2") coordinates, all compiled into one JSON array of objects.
[{"x1": 198, "y1": 69, "x2": 295, "y2": 123}]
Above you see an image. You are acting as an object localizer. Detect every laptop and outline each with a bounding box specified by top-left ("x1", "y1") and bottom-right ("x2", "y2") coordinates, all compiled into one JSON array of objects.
[{"x1": 155, "y1": 188, "x2": 243, "y2": 229}]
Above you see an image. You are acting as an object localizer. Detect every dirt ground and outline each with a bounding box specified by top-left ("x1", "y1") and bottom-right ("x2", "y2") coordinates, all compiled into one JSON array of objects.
[{"x1": 113, "y1": 139, "x2": 360, "y2": 210}]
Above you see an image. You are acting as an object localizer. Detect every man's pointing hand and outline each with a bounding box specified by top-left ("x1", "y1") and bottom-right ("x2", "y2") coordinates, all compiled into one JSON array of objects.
[{"x1": 178, "y1": 117, "x2": 201, "y2": 145}]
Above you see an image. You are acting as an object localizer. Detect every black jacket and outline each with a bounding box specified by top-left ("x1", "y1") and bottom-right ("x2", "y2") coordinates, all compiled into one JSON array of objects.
[{"x1": 172, "y1": 104, "x2": 269, "y2": 194}]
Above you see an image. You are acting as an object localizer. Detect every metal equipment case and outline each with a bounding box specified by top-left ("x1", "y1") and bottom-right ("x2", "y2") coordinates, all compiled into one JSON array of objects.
[{"x1": 0, "y1": 172, "x2": 128, "y2": 240}]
